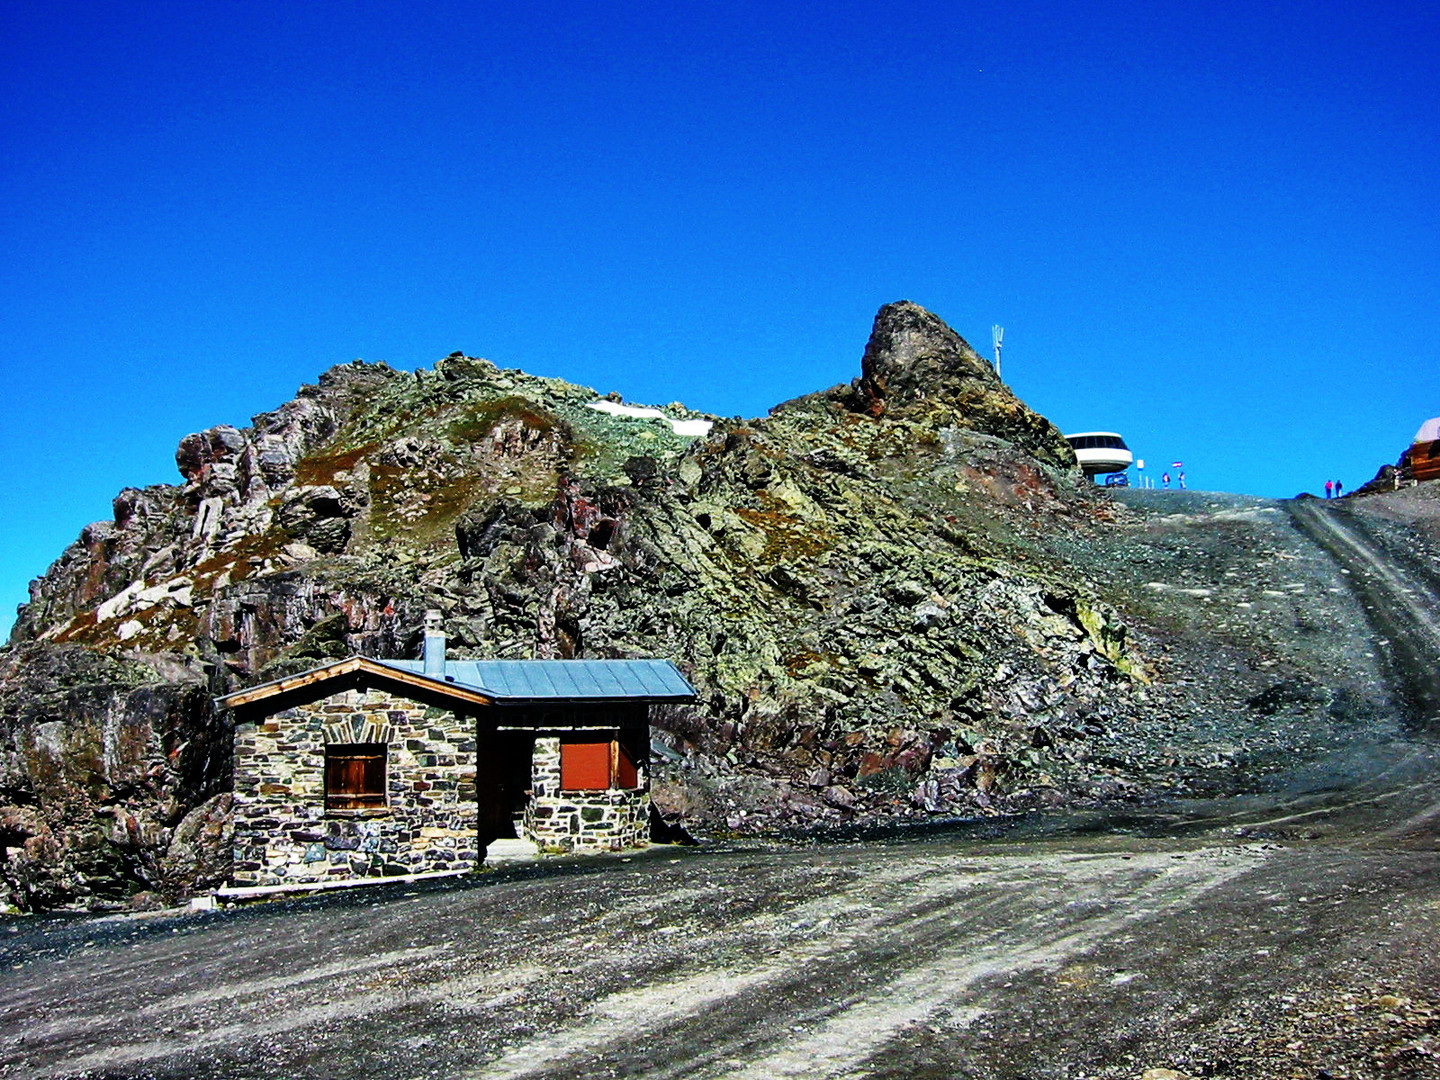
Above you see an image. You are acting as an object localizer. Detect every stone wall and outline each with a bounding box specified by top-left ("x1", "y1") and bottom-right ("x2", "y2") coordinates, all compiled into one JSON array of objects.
[
  {"x1": 523, "y1": 735, "x2": 649, "y2": 853},
  {"x1": 232, "y1": 688, "x2": 477, "y2": 887}
]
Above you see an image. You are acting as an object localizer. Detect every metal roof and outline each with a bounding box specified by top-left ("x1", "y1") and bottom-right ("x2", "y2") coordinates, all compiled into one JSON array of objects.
[{"x1": 377, "y1": 658, "x2": 696, "y2": 702}]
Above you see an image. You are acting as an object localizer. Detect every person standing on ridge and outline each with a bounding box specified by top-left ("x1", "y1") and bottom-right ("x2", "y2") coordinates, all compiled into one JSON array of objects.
[
  {"x1": 1335, "y1": 480, "x2": 1344, "y2": 497},
  {"x1": 1325, "y1": 480, "x2": 1334, "y2": 499},
  {"x1": 1178, "y1": 471, "x2": 1186, "y2": 489},
  {"x1": 1162, "y1": 472, "x2": 1171, "y2": 488}
]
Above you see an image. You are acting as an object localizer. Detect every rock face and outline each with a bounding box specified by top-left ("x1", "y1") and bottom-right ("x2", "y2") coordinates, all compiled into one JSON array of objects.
[
  {"x1": 1, "y1": 302, "x2": 1153, "y2": 911},
  {"x1": 852, "y1": 302, "x2": 1074, "y2": 471},
  {"x1": 0, "y1": 644, "x2": 231, "y2": 909}
]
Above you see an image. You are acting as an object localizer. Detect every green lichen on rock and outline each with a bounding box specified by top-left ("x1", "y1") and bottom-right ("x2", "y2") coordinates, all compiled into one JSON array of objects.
[{"x1": 1075, "y1": 599, "x2": 1150, "y2": 682}]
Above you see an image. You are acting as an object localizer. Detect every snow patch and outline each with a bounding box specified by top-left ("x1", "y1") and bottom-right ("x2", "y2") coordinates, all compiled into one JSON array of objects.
[{"x1": 586, "y1": 401, "x2": 713, "y2": 438}]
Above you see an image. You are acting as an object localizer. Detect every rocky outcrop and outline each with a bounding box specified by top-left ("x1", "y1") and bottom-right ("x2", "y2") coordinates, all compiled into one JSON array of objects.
[
  {"x1": 0, "y1": 645, "x2": 231, "y2": 909},
  {"x1": 851, "y1": 301, "x2": 1076, "y2": 471},
  {"x1": 1, "y1": 302, "x2": 1153, "y2": 910}
]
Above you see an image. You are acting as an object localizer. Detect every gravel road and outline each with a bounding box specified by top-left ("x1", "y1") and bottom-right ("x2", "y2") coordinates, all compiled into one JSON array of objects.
[
  {"x1": 4, "y1": 493, "x2": 1439, "y2": 1080},
  {"x1": 1289, "y1": 498, "x2": 1440, "y2": 727}
]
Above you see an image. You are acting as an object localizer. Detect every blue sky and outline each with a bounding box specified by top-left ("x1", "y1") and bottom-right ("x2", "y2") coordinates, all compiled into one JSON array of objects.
[{"x1": 3, "y1": 0, "x2": 1437, "y2": 635}]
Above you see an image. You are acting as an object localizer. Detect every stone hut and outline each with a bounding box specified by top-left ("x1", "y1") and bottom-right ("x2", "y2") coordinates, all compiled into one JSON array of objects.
[{"x1": 217, "y1": 619, "x2": 695, "y2": 891}]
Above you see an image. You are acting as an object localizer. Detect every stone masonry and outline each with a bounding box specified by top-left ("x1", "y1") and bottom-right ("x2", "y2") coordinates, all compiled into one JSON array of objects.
[
  {"x1": 523, "y1": 736, "x2": 649, "y2": 853},
  {"x1": 232, "y1": 688, "x2": 477, "y2": 887}
]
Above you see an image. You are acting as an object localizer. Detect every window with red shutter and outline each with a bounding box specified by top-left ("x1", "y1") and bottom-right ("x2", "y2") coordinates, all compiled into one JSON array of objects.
[
  {"x1": 325, "y1": 743, "x2": 387, "y2": 809},
  {"x1": 560, "y1": 740, "x2": 612, "y2": 791},
  {"x1": 559, "y1": 738, "x2": 642, "y2": 791}
]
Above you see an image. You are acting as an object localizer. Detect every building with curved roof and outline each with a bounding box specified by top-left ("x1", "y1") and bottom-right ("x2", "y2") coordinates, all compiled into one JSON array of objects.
[
  {"x1": 1064, "y1": 432, "x2": 1134, "y2": 476},
  {"x1": 1406, "y1": 417, "x2": 1440, "y2": 482}
]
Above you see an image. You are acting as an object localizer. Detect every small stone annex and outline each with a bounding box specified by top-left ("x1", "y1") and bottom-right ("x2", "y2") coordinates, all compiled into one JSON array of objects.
[{"x1": 216, "y1": 614, "x2": 696, "y2": 891}]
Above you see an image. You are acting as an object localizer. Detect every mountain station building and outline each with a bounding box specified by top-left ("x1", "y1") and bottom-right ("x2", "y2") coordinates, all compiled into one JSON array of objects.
[
  {"x1": 217, "y1": 617, "x2": 696, "y2": 891},
  {"x1": 1406, "y1": 417, "x2": 1440, "y2": 483}
]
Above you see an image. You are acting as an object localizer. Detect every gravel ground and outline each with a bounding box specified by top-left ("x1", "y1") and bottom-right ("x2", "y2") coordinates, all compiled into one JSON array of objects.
[
  {"x1": 1026, "y1": 489, "x2": 1416, "y2": 816},
  {"x1": 3, "y1": 812, "x2": 1438, "y2": 1080}
]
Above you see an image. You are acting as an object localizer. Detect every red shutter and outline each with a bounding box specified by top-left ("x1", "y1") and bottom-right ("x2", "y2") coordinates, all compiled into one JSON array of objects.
[
  {"x1": 614, "y1": 742, "x2": 638, "y2": 790},
  {"x1": 561, "y1": 741, "x2": 612, "y2": 791}
]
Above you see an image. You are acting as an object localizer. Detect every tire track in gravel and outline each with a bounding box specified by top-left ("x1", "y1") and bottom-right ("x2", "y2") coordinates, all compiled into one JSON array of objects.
[
  {"x1": 2, "y1": 856, "x2": 967, "y2": 1077},
  {"x1": 1287, "y1": 499, "x2": 1440, "y2": 727},
  {"x1": 3, "y1": 848, "x2": 1263, "y2": 1080},
  {"x1": 650, "y1": 854, "x2": 1260, "y2": 1080},
  {"x1": 466, "y1": 848, "x2": 1263, "y2": 1080}
]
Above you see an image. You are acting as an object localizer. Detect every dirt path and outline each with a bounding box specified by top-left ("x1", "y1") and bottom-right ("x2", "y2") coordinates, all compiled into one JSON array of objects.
[
  {"x1": 3, "y1": 820, "x2": 1439, "y2": 1080},
  {"x1": 1288, "y1": 499, "x2": 1440, "y2": 726}
]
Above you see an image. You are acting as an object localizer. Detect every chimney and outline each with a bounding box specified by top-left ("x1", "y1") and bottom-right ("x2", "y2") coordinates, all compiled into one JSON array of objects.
[{"x1": 423, "y1": 609, "x2": 446, "y2": 675}]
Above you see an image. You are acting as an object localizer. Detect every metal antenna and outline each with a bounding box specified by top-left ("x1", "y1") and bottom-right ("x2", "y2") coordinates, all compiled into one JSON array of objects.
[{"x1": 991, "y1": 325, "x2": 1004, "y2": 380}]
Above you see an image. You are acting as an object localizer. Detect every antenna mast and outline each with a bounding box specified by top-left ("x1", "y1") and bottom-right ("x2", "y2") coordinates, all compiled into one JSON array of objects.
[{"x1": 991, "y1": 325, "x2": 1004, "y2": 380}]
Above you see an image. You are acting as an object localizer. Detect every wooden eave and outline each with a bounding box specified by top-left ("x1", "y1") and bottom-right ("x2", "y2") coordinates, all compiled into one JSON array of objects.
[{"x1": 217, "y1": 656, "x2": 494, "y2": 717}]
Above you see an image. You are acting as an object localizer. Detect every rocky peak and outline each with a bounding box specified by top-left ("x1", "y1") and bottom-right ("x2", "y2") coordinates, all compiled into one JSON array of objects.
[
  {"x1": 853, "y1": 301, "x2": 1077, "y2": 472},
  {"x1": 855, "y1": 301, "x2": 998, "y2": 415}
]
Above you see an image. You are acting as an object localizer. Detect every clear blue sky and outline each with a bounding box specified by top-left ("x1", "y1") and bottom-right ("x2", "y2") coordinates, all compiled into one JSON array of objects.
[{"x1": 3, "y1": 0, "x2": 1437, "y2": 635}]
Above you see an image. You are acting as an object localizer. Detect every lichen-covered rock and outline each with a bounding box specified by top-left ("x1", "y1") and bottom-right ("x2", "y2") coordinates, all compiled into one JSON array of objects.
[
  {"x1": 0, "y1": 301, "x2": 1152, "y2": 909},
  {"x1": 0, "y1": 644, "x2": 230, "y2": 909}
]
